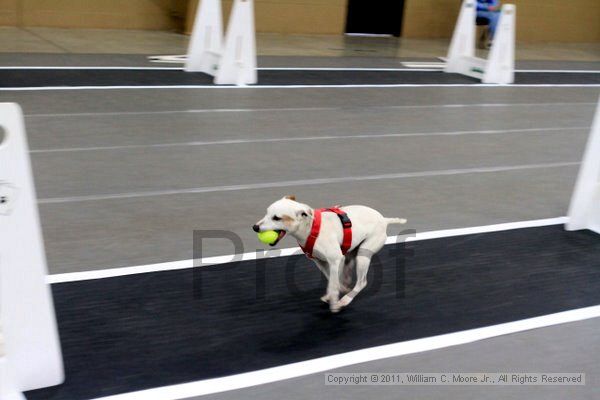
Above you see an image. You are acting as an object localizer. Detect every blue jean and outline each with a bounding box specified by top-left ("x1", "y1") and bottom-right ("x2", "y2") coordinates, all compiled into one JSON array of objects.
[{"x1": 477, "y1": 10, "x2": 501, "y2": 39}]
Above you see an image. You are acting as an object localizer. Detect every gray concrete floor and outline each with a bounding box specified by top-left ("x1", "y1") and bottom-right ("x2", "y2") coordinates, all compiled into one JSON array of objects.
[{"x1": 2, "y1": 86, "x2": 597, "y2": 273}]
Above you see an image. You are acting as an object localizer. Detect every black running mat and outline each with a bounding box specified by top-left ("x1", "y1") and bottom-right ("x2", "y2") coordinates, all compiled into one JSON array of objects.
[
  {"x1": 2, "y1": 69, "x2": 600, "y2": 88},
  {"x1": 26, "y1": 225, "x2": 600, "y2": 400}
]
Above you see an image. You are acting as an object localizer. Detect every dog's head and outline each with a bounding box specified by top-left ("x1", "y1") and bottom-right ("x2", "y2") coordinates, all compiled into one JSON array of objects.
[{"x1": 252, "y1": 195, "x2": 313, "y2": 246}]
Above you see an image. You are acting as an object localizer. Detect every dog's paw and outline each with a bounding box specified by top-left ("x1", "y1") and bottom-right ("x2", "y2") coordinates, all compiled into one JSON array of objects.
[
  {"x1": 337, "y1": 295, "x2": 354, "y2": 308},
  {"x1": 320, "y1": 293, "x2": 330, "y2": 303},
  {"x1": 329, "y1": 303, "x2": 342, "y2": 313},
  {"x1": 328, "y1": 295, "x2": 341, "y2": 313}
]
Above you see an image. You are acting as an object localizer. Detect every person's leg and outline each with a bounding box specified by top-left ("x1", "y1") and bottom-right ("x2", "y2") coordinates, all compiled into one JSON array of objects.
[
  {"x1": 477, "y1": 10, "x2": 500, "y2": 40},
  {"x1": 487, "y1": 11, "x2": 501, "y2": 39},
  {"x1": 476, "y1": 11, "x2": 491, "y2": 48},
  {"x1": 476, "y1": 10, "x2": 491, "y2": 25}
]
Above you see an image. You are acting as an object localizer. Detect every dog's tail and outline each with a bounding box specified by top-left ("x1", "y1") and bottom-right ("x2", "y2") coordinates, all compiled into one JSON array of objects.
[{"x1": 385, "y1": 217, "x2": 407, "y2": 225}]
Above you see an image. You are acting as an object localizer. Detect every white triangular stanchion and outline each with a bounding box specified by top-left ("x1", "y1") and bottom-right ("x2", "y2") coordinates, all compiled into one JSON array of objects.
[
  {"x1": 0, "y1": 359, "x2": 26, "y2": 400},
  {"x1": 445, "y1": 0, "x2": 476, "y2": 73},
  {"x1": 566, "y1": 96, "x2": 600, "y2": 234},
  {"x1": 185, "y1": 0, "x2": 257, "y2": 85},
  {"x1": 483, "y1": 5, "x2": 515, "y2": 84},
  {"x1": 185, "y1": 0, "x2": 223, "y2": 75},
  {"x1": 214, "y1": 0, "x2": 257, "y2": 85},
  {"x1": 0, "y1": 103, "x2": 64, "y2": 395},
  {"x1": 445, "y1": 0, "x2": 515, "y2": 84}
]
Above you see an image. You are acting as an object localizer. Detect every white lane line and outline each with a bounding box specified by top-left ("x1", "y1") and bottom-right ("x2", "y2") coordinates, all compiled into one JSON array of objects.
[
  {"x1": 0, "y1": 66, "x2": 183, "y2": 70},
  {"x1": 505, "y1": 69, "x2": 599, "y2": 74},
  {"x1": 37, "y1": 162, "x2": 579, "y2": 205},
  {"x1": 47, "y1": 217, "x2": 568, "y2": 284},
  {"x1": 0, "y1": 66, "x2": 598, "y2": 73},
  {"x1": 0, "y1": 66, "x2": 418, "y2": 71},
  {"x1": 262, "y1": 67, "x2": 441, "y2": 72},
  {"x1": 25, "y1": 106, "x2": 340, "y2": 118},
  {"x1": 401, "y1": 62, "x2": 446, "y2": 68},
  {"x1": 86, "y1": 304, "x2": 600, "y2": 400},
  {"x1": 263, "y1": 67, "x2": 600, "y2": 74},
  {"x1": 2, "y1": 84, "x2": 600, "y2": 91},
  {"x1": 24, "y1": 101, "x2": 597, "y2": 118},
  {"x1": 30, "y1": 127, "x2": 589, "y2": 154}
]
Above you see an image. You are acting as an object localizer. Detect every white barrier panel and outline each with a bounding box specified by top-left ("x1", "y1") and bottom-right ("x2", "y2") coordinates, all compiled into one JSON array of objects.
[
  {"x1": 185, "y1": 0, "x2": 223, "y2": 74},
  {"x1": 567, "y1": 96, "x2": 600, "y2": 234},
  {"x1": 445, "y1": 0, "x2": 515, "y2": 84},
  {"x1": 0, "y1": 359, "x2": 25, "y2": 400},
  {"x1": 445, "y1": 0, "x2": 476, "y2": 73},
  {"x1": 483, "y1": 5, "x2": 515, "y2": 84},
  {"x1": 0, "y1": 103, "x2": 64, "y2": 396},
  {"x1": 214, "y1": 0, "x2": 257, "y2": 85}
]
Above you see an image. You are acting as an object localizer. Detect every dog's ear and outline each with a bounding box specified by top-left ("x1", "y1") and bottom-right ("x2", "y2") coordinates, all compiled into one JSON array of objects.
[
  {"x1": 297, "y1": 208, "x2": 312, "y2": 218},
  {"x1": 284, "y1": 195, "x2": 296, "y2": 201}
]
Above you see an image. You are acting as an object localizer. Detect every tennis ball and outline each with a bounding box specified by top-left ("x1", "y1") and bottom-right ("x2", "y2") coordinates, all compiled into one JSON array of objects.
[{"x1": 257, "y1": 230, "x2": 279, "y2": 245}]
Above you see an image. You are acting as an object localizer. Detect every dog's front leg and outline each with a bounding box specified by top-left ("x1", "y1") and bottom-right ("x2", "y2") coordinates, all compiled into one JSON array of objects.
[
  {"x1": 341, "y1": 255, "x2": 356, "y2": 294},
  {"x1": 325, "y1": 255, "x2": 344, "y2": 313},
  {"x1": 316, "y1": 258, "x2": 350, "y2": 303},
  {"x1": 312, "y1": 259, "x2": 334, "y2": 304},
  {"x1": 313, "y1": 259, "x2": 330, "y2": 280}
]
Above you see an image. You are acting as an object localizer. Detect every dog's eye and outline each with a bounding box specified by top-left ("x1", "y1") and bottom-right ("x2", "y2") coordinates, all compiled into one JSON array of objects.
[{"x1": 272, "y1": 216, "x2": 281, "y2": 221}]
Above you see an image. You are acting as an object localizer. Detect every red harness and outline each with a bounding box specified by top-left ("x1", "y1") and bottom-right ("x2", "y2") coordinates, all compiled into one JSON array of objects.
[{"x1": 300, "y1": 207, "x2": 352, "y2": 259}]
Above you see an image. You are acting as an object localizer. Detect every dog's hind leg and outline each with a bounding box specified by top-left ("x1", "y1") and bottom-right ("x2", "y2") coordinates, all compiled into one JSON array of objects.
[
  {"x1": 336, "y1": 254, "x2": 369, "y2": 308},
  {"x1": 341, "y1": 254, "x2": 356, "y2": 294},
  {"x1": 337, "y1": 233, "x2": 386, "y2": 308}
]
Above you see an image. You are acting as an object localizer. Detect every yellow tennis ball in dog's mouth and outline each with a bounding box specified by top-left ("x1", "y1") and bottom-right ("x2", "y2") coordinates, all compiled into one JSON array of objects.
[{"x1": 257, "y1": 230, "x2": 279, "y2": 245}]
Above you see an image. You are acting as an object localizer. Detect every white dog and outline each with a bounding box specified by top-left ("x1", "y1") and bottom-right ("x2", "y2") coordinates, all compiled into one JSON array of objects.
[{"x1": 253, "y1": 196, "x2": 406, "y2": 313}]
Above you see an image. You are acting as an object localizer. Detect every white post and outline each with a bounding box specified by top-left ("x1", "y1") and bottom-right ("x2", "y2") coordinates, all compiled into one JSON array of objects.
[
  {"x1": 0, "y1": 103, "x2": 64, "y2": 395},
  {"x1": 214, "y1": 0, "x2": 257, "y2": 85},
  {"x1": 445, "y1": 0, "x2": 476, "y2": 74},
  {"x1": 0, "y1": 359, "x2": 25, "y2": 400},
  {"x1": 483, "y1": 4, "x2": 516, "y2": 84},
  {"x1": 185, "y1": 0, "x2": 223, "y2": 75},
  {"x1": 567, "y1": 96, "x2": 600, "y2": 234},
  {"x1": 445, "y1": 1, "x2": 515, "y2": 84}
]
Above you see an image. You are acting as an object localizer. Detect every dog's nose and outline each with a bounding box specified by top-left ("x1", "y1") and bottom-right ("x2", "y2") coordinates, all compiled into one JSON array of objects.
[{"x1": 252, "y1": 224, "x2": 260, "y2": 232}]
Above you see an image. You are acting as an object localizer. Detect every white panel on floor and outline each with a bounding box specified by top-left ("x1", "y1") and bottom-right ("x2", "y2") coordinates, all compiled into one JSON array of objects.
[
  {"x1": 0, "y1": 103, "x2": 64, "y2": 395},
  {"x1": 567, "y1": 97, "x2": 600, "y2": 234}
]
